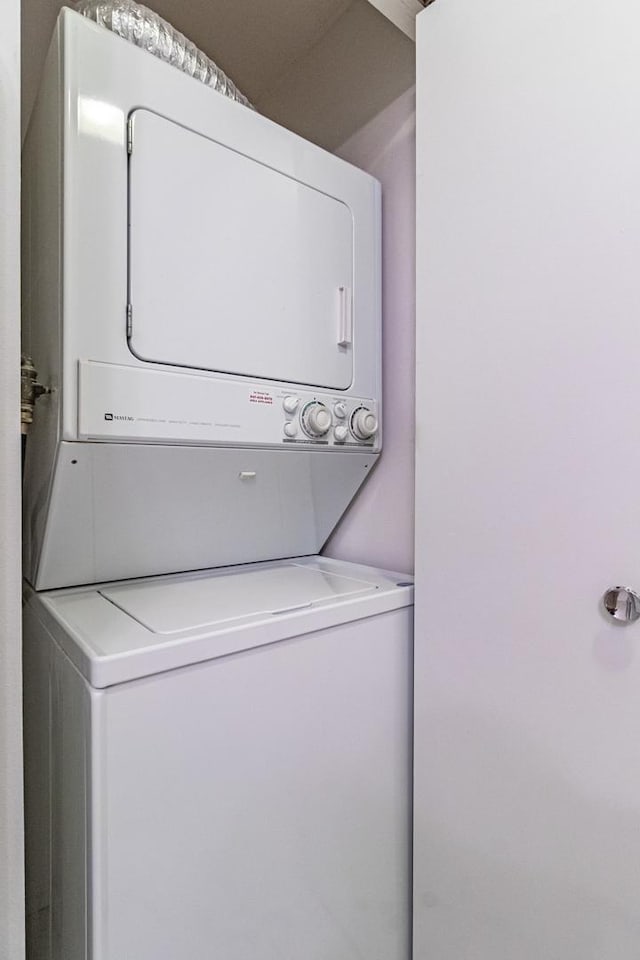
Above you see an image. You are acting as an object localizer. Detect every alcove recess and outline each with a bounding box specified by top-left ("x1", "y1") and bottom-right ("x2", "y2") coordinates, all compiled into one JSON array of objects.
[{"x1": 22, "y1": 0, "x2": 418, "y2": 150}]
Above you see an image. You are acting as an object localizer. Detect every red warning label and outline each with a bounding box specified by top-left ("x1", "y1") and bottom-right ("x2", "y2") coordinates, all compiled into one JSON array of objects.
[{"x1": 249, "y1": 391, "x2": 273, "y2": 405}]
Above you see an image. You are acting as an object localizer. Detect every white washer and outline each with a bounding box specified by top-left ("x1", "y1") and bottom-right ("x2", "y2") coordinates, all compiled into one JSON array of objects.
[{"x1": 23, "y1": 557, "x2": 413, "y2": 960}]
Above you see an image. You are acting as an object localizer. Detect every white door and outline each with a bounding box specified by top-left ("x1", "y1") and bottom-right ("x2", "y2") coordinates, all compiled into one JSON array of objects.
[
  {"x1": 416, "y1": 1, "x2": 640, "y2": 957},
  {"x1": 128, "y1": 109, "x2": 354, "y2": 390}
]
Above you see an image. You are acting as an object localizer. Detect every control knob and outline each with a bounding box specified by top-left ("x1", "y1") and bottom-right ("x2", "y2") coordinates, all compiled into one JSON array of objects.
[
  {"x1": 283, "y1": 396, "x2": 299, "y2": 414},
  {"x1": 334, "y1": 402, "x2": 347, "y2": 420},
  {"x1": 302, "y1": 402, "x2": 332, "y2": 437},
  {"x1": 334, "y1": 425, "x2": 349, "y2": 443},
  {"x1": 351, "y1": 408, "x2": 378, "y2": 441}
]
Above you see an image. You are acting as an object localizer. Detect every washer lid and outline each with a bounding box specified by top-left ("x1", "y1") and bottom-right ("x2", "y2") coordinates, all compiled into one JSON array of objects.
[
  {"x1": 32, "y1": 557, "x2": 413, "y2": 688},
  {"x1": 99, "y1": 563, "x2": 377, "y2": 635}
]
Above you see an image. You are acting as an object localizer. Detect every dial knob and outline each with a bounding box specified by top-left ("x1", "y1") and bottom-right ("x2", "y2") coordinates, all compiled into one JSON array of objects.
[
  {"x1": 283, "y1": 421, "x2": 297, "y2": 438},
  {"x1": 351, "y1": 408, "x2": 378, "y2": 441},
  {"x1": 283, "y1": 396, "x2": 299, "y2": 414},
  {"x1": 302, "y1": 402, "x2": 332, "y2": 437},
  {"x1": 334, "y1": 402, "x2": 347, "y2": 420},
  {"x1": 334, "y1": 425, "x2": 349, "y2": 443}
]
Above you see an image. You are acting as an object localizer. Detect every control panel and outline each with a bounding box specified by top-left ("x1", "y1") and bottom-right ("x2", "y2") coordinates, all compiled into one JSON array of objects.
[
  {"x1": 281, "y1": 394, "x2": 379, "y2": 448},
  {"x1": 77, "y1": 361, "x2": 381, "y2": 451}
]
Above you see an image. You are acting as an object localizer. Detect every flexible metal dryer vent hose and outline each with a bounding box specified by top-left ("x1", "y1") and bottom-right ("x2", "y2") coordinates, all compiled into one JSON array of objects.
[{"x1": 75, "y1": 0, "x2": 254, "y2": 109}]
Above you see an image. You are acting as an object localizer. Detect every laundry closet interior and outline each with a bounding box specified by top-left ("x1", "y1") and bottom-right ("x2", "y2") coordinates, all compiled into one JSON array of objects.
[
  {"x1": 21, "y1": 0, "x2": 417, "y2": 575},
  {"x1": 19, "y1": 2, "x2": 417, "y2": 958},
  {"x1": 17, "y1": 1, "x2": 640, "y2": 958}
]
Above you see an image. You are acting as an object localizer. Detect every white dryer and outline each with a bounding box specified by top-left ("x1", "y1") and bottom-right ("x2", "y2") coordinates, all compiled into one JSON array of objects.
[
  {"x1": 22, "y1": 8, "x2": 382, "y2": 592},
  {"x1": 23, "y1": 558, "x2": 413, "y2": 960}
]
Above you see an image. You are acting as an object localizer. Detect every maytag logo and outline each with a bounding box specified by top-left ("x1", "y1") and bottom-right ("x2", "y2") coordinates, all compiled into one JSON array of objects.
[{"x1": 104, "y1": 413, "x2": 134, "y2": 422}]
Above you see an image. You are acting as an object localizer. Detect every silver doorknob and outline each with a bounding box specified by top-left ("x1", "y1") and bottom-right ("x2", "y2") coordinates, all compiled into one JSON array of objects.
[{"x1": 603, "y1": 587, "x2": 640, "y2": 623}]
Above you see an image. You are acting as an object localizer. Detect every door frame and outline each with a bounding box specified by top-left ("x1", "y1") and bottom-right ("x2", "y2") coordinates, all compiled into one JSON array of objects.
[{"x1": 0, "y1": 0, "x2": 25, "y2": 955}]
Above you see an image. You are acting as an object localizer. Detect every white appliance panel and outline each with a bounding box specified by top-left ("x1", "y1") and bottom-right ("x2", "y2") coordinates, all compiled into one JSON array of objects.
[
  {"x1": 27, "y1": 442, "x2": 377, "y2": 591},
  {"x1": 23, "y1": 559, "x2": 414, "y2": 959},
  {"x1": 416, "y1": 1, "x2": 640, "y2": 957},
  {"x1": 129, "y1": 109, "x2": 354, "y2": 391},
  {"x1": 77, "y1": 359, "x2": 378, "y2": 448},
  {"x1": 95, "y1": 610, "x2": 410, "y2": 960}
]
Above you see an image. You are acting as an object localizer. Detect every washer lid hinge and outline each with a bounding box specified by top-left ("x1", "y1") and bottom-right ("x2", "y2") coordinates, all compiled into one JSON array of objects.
[
  {"x1": 127, "y1": 118, "x2": 134, "y2": 154},
  {"x1": 126, "y1": 303, "x2": 133, "y2": 338}
]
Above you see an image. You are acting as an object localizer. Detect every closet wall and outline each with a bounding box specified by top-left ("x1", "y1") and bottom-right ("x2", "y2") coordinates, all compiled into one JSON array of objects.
[
  {"x1": 325, "y1": 86, "x2": 416, "y2": 575},
  {"x1": 256, "y1": 0, "x2": 415, "y2": 150}
]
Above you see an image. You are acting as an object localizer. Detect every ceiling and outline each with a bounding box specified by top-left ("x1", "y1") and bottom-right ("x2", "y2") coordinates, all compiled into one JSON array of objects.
[{"x1": 22, "y1": 0, "x2": 414, "y2": 148}]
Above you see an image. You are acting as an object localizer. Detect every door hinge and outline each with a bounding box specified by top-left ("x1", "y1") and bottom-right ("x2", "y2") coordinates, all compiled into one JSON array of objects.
[
  {"x1": 126, "y1": 303, "x2": 133, "y2": 338},
  {"x1": 127, "y1": 118, "x2": 134, "y2": 155}
]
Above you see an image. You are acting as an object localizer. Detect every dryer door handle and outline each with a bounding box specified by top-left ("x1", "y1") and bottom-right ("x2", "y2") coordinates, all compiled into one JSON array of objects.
[{"x1": 337, "y1": 285, "x2": 353, "y2": 347}]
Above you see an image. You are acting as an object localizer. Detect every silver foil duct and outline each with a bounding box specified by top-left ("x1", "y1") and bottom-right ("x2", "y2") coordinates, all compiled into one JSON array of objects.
[{"x1": 74, "y1": 0, "x2": 254, "y2": 109}]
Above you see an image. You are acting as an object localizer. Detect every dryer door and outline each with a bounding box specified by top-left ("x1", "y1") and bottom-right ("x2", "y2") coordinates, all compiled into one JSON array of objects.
[{"x1": 128, "y1": 109, "x2": 354, "y2": 390}]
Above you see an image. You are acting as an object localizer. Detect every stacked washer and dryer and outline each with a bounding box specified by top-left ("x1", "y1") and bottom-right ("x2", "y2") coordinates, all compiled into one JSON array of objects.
[{"x1": 22, "y1": 8, "x2": 413, "y2": 960}]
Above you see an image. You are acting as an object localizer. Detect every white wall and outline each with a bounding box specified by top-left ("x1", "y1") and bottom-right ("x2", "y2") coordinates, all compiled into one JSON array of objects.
[
  {"x1": 324, "y1": 86, "x2": 416, "y2": 574},
  {"x1": 0, "y1": 0, "x2": 24, "y2": 957},
  {"x1": 21, "y1": 0, "x2": 63, "y2": 136},
  {"x1": 257, "y1": 0, "x2": 415, "y2": 151}
]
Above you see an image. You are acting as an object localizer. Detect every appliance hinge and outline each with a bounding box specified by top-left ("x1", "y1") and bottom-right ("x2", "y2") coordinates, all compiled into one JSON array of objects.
[
  {"x1": 126, "y1": 303, "x2": 133, "y2": 338},
  {"x1": 127, "y1": 118, "x2": 134, "y2": 155}
]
